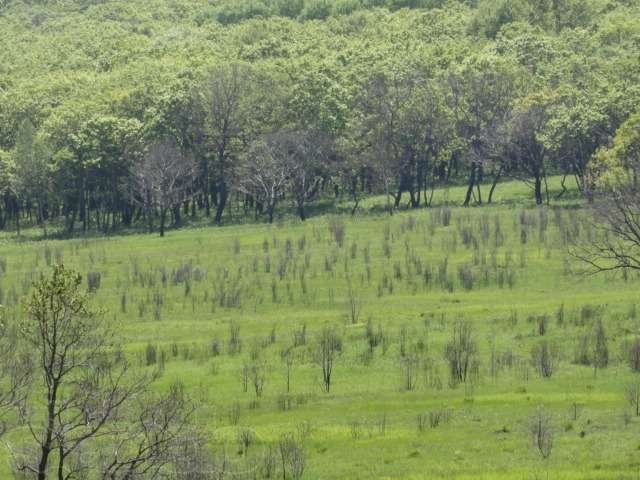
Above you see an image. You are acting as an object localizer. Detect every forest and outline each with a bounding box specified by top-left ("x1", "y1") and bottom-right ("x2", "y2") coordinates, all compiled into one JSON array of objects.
[{"x1": 1, "y1": 0, "x2": 639, "y2": 236}]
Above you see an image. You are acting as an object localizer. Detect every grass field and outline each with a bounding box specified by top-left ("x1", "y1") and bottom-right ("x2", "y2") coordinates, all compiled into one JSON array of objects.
[{"x1": 1, "y1": 177, "x2": 640, "y2": 479}]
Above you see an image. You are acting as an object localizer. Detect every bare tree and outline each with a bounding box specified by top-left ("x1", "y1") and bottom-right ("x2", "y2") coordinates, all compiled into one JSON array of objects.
[
  {"x1": 9, "y1": 265, "x2": 192, "y2": 480},
  {"x1": 170, "y1": 429, "x2": 215, "y2": 480},
  {"x1": 12, "y1": 265, "x2": 150, "y2": 480},
  {"x1": 285, "y1": 130, "x2": 331, "y2": 221},
  {"x1": 316, "y1": 326, "x2": 341, "y2": 393},
  {"x1": 235, "y1": 134, "x2": 290, "y2": 224},
  {"x1": 100, "y1": 382, "x2": 194, "y2": 480},
  {"x1": 574, "y1": 184, "x2": 640, "y2": 272},
  {"x1": 278, "y1": 433, "x2": 305, "y2": 480},
  {"x1": 572, "y1": 113, "x2": 640, "y2": 272},
  {"x1": 132, "y1": 137, "x2": 198, "y2": 237},
  {"x1": 0, "y1": 310, "x2": 31, "y2": 435}
]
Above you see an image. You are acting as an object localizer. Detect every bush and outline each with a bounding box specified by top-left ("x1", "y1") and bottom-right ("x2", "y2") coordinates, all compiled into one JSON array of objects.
[
  {"x1": 629, "y1": 337, "x2": 640, "y2": 372},
  {"x1": 328, "y1": 216, "x2": 346, "y2": 247},
  {"x1": 87, "y1": 271, "x2": 101, "y2": 292},
  {"x1": 145, "y1": 343, "x2": 157, "y2": 366},
  {"x1": 444, "y1": 321, "x2": 479, "y2": 387},
  {"x1": 532, "y1": 341, "x2": 557, "y2": 378}
]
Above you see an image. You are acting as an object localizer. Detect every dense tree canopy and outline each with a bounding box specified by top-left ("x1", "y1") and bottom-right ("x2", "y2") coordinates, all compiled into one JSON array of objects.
[{"x1": 1, "y1": 0, "x2": 639, "y2": 234}]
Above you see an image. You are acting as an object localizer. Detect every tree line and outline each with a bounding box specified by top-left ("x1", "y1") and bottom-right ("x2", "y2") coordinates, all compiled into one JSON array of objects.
[{"x1": 0, "y1": 0, "x2": 639, "y2": 236}]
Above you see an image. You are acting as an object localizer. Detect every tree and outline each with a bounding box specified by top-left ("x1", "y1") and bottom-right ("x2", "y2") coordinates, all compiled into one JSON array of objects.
[
  {"x1": 358, "y1": 67, "x2": 418, "y2": 212},
  {"x1": 11, "y1": 119, "x2": 52, "y2": 234},
  {"x1": 446, "y1": 55, "x2": 519, "y2": 206},
  {"x1": 0, "y1": 149, "x2": 16, "y2": 230},
  {"x1": 13, "y1": 265, "x2": 146, "y2": 479},
  {"x1": 286, "y1": 130, "x2": 332, "y2": 221},
  {"x1": 0, "y1": 306, "x2": 31, "y2": 436},
  {"x1": 506, "y1": 91, "x2": 555, "y2": 205},
  {"x1": 199, "y1": 63, "x2": 277, "y2": 225},
  {"x1": 575, "y1": 112, "x2": 640, "y2": 272},
  {"x1": 542, "y1": 85, "x2": 611, "y2": 198},
  {"x1": 99, "y1": 382, "x2": 193, "y2": 480},
  {"x1": 235, "y1": 134, "x2": 291, "y2": 224},
  {"x1": 10, "y1": 265, "x2": 192, "y2": 479},
  {"x1": 132, "y1": 137, "x2": 198, "y2": 237}
]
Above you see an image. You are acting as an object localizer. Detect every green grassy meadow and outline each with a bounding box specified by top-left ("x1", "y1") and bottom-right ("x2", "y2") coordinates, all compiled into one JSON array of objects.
[{"x1": 1, "y1": 177, "x2": 640, "y2": 479}]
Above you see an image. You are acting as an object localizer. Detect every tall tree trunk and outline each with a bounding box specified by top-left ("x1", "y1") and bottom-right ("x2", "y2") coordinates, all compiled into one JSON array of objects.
[
  {"x1": 488, "y1": 168, "x2": 502, "y2": 204},
  {"x1": 214, "y1": 183, "x2": 228, "y2": 225},
  {"x1": 534, "y1": 175, "x2": 543, "y2": 205},
  {"x1": 15, "y1": 203, "x2": 20, "y2": 236},
  {"x1": 393, "y1": 188, "x2": 402, "y2": 209},
  {"x1": 267, "y1": 204, "x2": 275, "y2": 224},
  {"x1": 297, "y1": 200, "x2": 306, "y2": 221},
  {"x1": 463, "y1": 164, "x2": 477, "y2": 207},
  {"x1": 38, "y1": 381, "x2": 59, "y2": 480},
  {"x1": 159, "y1": 208, "x2": 167, "y2": 237}
]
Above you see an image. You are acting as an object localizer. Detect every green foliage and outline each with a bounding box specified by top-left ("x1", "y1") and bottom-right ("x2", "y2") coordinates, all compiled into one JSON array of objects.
[{"x1": 0, "y1": 0, "x2": 638, "y2": 233}]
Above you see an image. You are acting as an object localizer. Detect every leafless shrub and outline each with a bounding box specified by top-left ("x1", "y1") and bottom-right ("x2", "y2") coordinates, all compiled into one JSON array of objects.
[
  {"x1": 349, "y1": 420, "x2": 361, "y2": 440},
  {"x1": 401, "y1": 354, "x2": 420, "y2": 391},
  {"x1": 228, "y1": 401, "x2": 241, "y2": 425},
  {"x1": 249, "y1": 362, "x2": 266, "y2": 398},
  {"x1": 346, "y1": 278, "x2": 362, "y2": 324},
  {"x1": 171, "y1": 430, "x2": 215, "y2": 480},
  {"x1": 278, "y1": 433, "x2": 305, "y2": 480},
  {"x1": 228, "y1": 321, "x2": 242, "y2": 355},
  {"x1": 531, "y1": 341, "x2": 557, "y2": 378},
  {"x1": 145, "y1": 343, "x2": 158, "y2": 366},
  {"x1": 629, "y1": 337, "x2": 640, "y2": 372},
  {"x1": 316, "y1": 326, "x2": 341, "y2": 393},
  {"x1": 293, "y1": 324, "x2": 307, "y2": 347},
  {"x1": 556, "y1": 303, "x2": 565, "y2": 326},
  {"x1": 457, "y1": 264, "x2": 474, "y2": 290},
  {"x1": 444, "y1": 321, "x2": 479, "y2": 387},
  {"x1": 529, "y1": 406, "x2": 554, "y2": 460},
  {"x1": 627, "y1": 381, "x2": 640, "y2": 417},
  {"x1": 172, "y1": 261, "x2": 193, "y2": 285},
  {"x1": 259, "y1": 445, "x2": 278, "y2": 479},
  {"x1": 592, "y1": 319, "x2": 609, "y2": 373},
  {"x1": 440, "y1": 206, "x2": 452, "y2": 227},
  {"x1": 237, "y1": 427, "x2": 254, "y2": 455},
  {"x1": 535, "y1": 315, "x2": 549, "y2": 336},
  {"x1": 574, "y1": 335, "x2": 591, "y2": 366},
  {"x1": 86, "y1": 271, "x2": 101, "y2": 292},
  {"x1": 328, "y1": 217, "x2": 346, "y2": 247}
]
